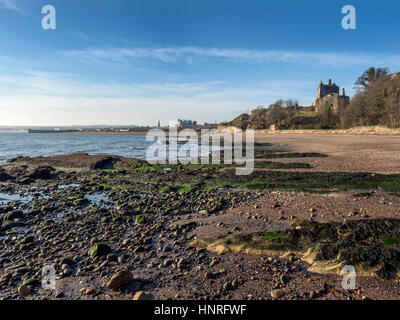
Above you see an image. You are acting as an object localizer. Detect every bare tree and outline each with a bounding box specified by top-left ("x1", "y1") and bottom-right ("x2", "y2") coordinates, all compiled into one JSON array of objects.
[
  {"x1": 354, "y1": 67, "x2": 390, "y2": 91},
  {"x1": 383, "y1": 84, "x2": 400, "y2": 128}
]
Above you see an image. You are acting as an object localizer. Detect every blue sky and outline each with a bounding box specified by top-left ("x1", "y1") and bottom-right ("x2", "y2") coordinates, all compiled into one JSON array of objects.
[{"x1": 1, "y1": 0, "x2": 400, "y2": 126}]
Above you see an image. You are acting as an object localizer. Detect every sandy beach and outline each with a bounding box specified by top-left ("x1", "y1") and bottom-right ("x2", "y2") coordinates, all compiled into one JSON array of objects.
[{"x1": 255, "y1": 133, "x2": 400, "y2": 174}]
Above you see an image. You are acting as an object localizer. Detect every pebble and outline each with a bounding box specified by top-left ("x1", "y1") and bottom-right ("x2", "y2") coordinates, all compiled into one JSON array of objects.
[
  {"x1": 107, "y1": 254, "x2": 117, "y2": 262},
  {"x1": 86, "y1": 287, "x2": 95, "y2": 295},
  {"x1": 76, "y1": 270, "x2": 85, "y2": 277},
  {"x1": 18, "y1": 285, "x2": 31, "y2": 296},
  {"x1": 280, "y1": 275, "x2": 289, "y2": 285},
  {"x1": 271, "y1": 289, "x2": 285, "y2": 299},
  {"x1": 132, "y1": 291, "x2": 152, "y2": 300},
  {"x1": 231, "y1": 279, "x2": 239, "y2": 288},
  {"x1": 63, "y1": 267, "x2": 73, "y2": 276},
  {"x1": 106, "y1": 270, "x2": 133, "y2": 290},
  {"x1": 210, "y1": 260, "x2": 218, "y2": 267}
]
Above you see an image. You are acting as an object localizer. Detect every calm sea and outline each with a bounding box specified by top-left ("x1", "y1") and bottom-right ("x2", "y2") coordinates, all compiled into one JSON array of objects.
[
  {"x1": 0, "y1": 132, "x2": 153, "y2": 163},
  {"x1": 0, "y1": 132, "x2": 225, "y2": 164}
]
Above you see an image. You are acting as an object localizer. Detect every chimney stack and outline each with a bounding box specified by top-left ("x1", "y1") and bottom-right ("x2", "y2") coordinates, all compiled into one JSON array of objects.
[
  {"x1": 342, "y1": 88, "x2": 346, "y2": 96},
  {"x1": 328, "y1": 79, "x2": 332, "y2": 85}
]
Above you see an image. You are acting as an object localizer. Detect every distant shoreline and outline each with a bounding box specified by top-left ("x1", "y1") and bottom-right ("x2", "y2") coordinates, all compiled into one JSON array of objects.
[
  {"x1": 27, "y1": 130, "x2": 150, "y2": 136},
  {"x1": 24, "y1": 125, "x2": 400, "y2": 137},
  {"x1": 28, "y1": 129, "x2": 201, "y2": 136},
  {"x1": 62, "y1": 130, "x2": 150, "y2": 136}
]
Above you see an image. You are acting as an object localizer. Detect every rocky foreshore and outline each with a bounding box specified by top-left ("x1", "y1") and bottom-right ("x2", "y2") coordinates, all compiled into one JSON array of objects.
[{"x1": 2, "y1": 147, "x2": 400, "y2": 300}]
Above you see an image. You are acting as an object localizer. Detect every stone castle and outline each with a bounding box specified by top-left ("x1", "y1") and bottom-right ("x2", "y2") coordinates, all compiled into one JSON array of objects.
[{"x1": 312, "y1": 79, "x2": 349, "y2": 112}]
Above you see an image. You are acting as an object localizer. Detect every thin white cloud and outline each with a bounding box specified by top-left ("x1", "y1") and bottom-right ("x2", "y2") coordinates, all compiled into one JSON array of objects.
[
  {"x1": 0, "y1": 95, "x2": 250, "y2": 126},
  {"x1": 0, "y1": 0, "x2": 26, "y2": 15},
  {"x1": 66, "y1": 30, "x2": 91, "y2": 41},
  {"x1": 0, "y1": 69, "x2": 313, "y2": 102},
  {"x1": 0, "y1": 69, "x2": 315, "y2": 126},
  {"x1": 0, "y1": 70, "x2": 228, "y2": 98},
  {"x1": 58, "y1": 46, "x2": 400, "y2": 67}
]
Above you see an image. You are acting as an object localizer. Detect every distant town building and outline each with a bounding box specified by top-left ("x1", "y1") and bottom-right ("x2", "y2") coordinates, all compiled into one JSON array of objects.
[
  {"x1": 313, "y1": 79, "x2": 349, "y2": 113},
  {"x1": 202, "y1": 122, "x2": 218, "y2": 129},
  {"x1": 177, "y1": 119, "x2": 197, "y2": 127}
]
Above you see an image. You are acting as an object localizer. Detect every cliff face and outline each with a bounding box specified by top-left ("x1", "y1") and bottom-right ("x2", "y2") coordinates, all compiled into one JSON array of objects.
[
  {"x1": 390, "y1": 72, "x2": 400, "y2": 80},
  {"x1": 227, "y1": 113, "x2": 250, "y2": 130}
]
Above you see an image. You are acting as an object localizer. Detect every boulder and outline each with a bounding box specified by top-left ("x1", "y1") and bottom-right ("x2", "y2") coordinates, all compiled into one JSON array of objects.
[
  {"x1": 3, "y1": 210, "x2": 24, "y2": 222},
  {"x1": 26, "y1": 166, "x2": 55, "y2": 180},
  {"x1": 0, "y1": 170, "x2": 12, "y2": 182},
  {"x1": 90, "y1": 157, "x2": 119, "y2": 170}
]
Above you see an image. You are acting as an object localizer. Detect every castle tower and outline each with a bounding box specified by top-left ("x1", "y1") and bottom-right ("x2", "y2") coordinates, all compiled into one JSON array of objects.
[
  {"x1": 317, "y1": 79, "x2": 339, "y2": 100},
  {"x1": 313, "y1": 79, "x2": 349, "y2": 112}
]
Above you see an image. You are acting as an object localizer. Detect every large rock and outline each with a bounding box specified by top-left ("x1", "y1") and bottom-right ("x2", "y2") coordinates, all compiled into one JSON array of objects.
[
  {"x1": 26, "y1": 166, "x2": 55, "y2": 180},
  {"x1": 0, "y1": 169, "x2": 12, "y2": 182},
  {"x1": 1, "y1": 221, "x2": 25, "y2": 232},
  {"x1": 3, "y1": 210, "x2": 24, "y2": 222},
  {"x1": 90, "y1": 157, "x2": 119, "y2": 170},
  {"x1": 106, "y1": 270, "x2": 133, "y2": 290}
]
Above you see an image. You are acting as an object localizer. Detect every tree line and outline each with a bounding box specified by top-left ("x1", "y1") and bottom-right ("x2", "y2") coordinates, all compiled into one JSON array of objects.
[{"x1": 342, "y1": 67, "x2": 400, "y2": 128}]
